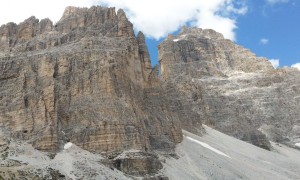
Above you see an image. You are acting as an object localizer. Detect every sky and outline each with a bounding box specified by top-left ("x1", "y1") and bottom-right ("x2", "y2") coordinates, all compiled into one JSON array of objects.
[{"x1": 0, "y1": 0, "x2": 299, "y2": 70}]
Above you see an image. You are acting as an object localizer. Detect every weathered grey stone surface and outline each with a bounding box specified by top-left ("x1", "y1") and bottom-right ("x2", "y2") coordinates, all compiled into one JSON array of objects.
[
  {"x1": 159, "y1": 27, "x2": 300, "y2": 150},
  {"x1": 0, "y1": 5, "x2": 185, "y2": 154},
  {"x1": 0, "y1": 6, "x2": 188, "y2": 178},
  {"x1": 1, "y1": 5, "x2": 299, "y2": 179}
]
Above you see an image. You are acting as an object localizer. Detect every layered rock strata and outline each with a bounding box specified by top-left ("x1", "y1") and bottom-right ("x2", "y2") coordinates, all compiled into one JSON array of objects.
[
  {"x1": 1, "y1": 5, "x2": 299, "y2": 179},
  {"x1": 0, "y1": 7, "x2": 189, "y2": 179},
  {"x1": 159, "y1": 27, "x2": 300, "y2": 150}
]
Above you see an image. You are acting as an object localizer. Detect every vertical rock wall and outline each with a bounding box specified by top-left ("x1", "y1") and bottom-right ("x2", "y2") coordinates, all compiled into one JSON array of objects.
[{"x1": 0, "y1": 6, "x2": 183, "y2": 156}]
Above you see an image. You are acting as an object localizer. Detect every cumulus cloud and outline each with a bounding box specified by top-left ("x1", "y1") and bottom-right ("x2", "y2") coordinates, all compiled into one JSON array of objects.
[
  {"x1": 269, "y1": 59, "x2": 280, "y2": 69},
  {"x1": 98, "y1": 0, "x2": 248, "y2": 40},
  {"x1": 291, "y1": 63, "x2": 300, "y2": 71},
  {"x1": 0, "y1": 0, "x2": 247, "y2": 41},
  {"x1": 265, "y1": 0, "x2": 289, "y2": 5},
  {"x1": 0, "y1": 0, "x2": 95, "y2": 25},
  {"x1": 260, "y1": 38, "x2": 269, "y2": 45}
]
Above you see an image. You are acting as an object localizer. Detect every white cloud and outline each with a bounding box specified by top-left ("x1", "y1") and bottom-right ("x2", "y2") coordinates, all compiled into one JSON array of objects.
[
  {"x1": 291, "y1": 63, "x2": 300, "y2": 71},
  {"x1": 265, "y1": 0, "x2": 289, "y2": 5},
  {"x1": 98, "y1": 0, "x2": 248, "y2": 40},
  {"x1": 0, "y1": 0, "x2": 96, "y2": 25},
  {"x1": 260, "y1": 38, "x2": 269, "y2": 45},
  {"x1": 0, "y1": 0, "x2": 247, "y2": 41},
  {"x1": 269, "y1": 59, "x2": 280, "y2": 69}
]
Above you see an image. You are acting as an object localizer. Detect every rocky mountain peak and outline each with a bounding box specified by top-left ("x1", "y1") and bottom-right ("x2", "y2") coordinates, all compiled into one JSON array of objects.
[
  {"x1": 0, "y1": 5, "x2": 184, "y2": 163},
  {"x1": 137, "y1": 31, "x2": 146, "y2": 43},
  {"x1": 159, "y1": 26, "x2": 274, "y2": 80},
  {"x1": 116, "y1": 8, "x2": 134, "y2": 37},
  {"x1": 57, "y1": 6, "x2": 134, "y2": 37},
  {"x1": 159, "y1": 26, "x2": 300, "y2": 150},
  {"x1": 0, "y1": 5, "x2": 299, "y2": 179},
  {"x1": 180, "y1": 26, "x2": 225, "y2": 39},
  {"x1": 60, "y1": 6, "x2": 90, "y2": 20},
  {"x1": 0, "y1": 6, "x2": 138, "y2": 54}
]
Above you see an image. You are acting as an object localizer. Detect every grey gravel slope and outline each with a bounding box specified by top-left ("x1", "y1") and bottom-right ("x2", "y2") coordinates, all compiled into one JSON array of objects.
[{"x1": 163, "y1": 125, "x2": 300, "y2": 180}]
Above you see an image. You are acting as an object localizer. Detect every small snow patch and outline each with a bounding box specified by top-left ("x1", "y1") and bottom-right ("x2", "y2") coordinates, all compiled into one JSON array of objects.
[
  {"x1": 64, "y1": 142, "x2": 73, "y2": 150},
  {"x1": 261, "y1": 160, "x2": 272, "y2": 165},
  {"x1": 295, "y1": 143, "x2": 300, "y2": 147},
  {"x1": 185, "y1": 136, "x2": 231, "y2": 158},
  {"x1": 173, "y1": 39, "x2": 180, "y2": 42}
]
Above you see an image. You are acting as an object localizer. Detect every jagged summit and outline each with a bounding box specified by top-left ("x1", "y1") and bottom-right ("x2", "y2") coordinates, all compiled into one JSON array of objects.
[
  {"x1": 159, "y1": 25, "x2": 300, "y2": 150},
  {"x1": 160, "y1": 26, "x2": 274, "y2": 80},
  {"x1": 168, "y1": 26, "x2": 225, "y2": 41},
  {"x1": 0, "y1": 5, "x2": 300, "y2": 179},
  {"x1": 0, "y1": 6, "x2": 188, "y2": 179},
  {"x1": 0, "y1": 6, "x2": 137, "y2": 55}
]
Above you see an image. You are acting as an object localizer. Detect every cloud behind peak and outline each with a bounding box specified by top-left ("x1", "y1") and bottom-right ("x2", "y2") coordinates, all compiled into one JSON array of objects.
[
  {"x1": 0, "y1": 0, "x2": 247, "y2": 41},
  {"x1": 98, "y1": 0, "x2": 248, "y2": 40}
]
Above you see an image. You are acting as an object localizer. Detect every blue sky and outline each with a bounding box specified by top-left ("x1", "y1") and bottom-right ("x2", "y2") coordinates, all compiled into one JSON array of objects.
[
  {"x1": 0, "y1": 0, "x2": 299, "y2": 69},
  {"x1": 98, "y1": 0, "x2": 300, "y2": 69},
  {"x1": 236, "y1": 0, "x2": 300, "y2": 68},
  {"x1": 145, "y1": 0, "x2": 300, "y2": 68}
]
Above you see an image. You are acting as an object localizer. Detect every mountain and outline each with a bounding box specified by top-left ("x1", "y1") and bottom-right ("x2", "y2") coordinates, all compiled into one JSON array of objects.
[
  {"x1": 0, "y1": 6, "x2": 299, "y2": 179},
  {"x1": 159, "y1": 27, "x2": 300, "y2": 150}
]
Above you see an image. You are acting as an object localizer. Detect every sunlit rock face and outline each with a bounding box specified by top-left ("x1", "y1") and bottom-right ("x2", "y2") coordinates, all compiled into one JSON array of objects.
[
  {"x1": 1, "y1": 5, "x2": 300, "y2": 179},
  {"x1": 159, "y1": 27, "x2": 300, "y2": 150},
  {"x1": 0, "y1": 6, "x2": 185, "y2": 156}
]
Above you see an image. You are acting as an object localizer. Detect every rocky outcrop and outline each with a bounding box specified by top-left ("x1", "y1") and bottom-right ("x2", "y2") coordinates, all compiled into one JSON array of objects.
[
  {"x1": 159, "y1": 27, "x2": 300, "y2": 150},
  {"x1": 1, "y1": 4, "x2": 299, "y2": 179},
  {"x1": 0, "y1": 5, "x2": 186, "y2": 160},
  {"x1": 0, "y1": 142, "x2": 132, "y2": 180},
  {"x1": 0, "y1": 16, "x2": 53, "y2": 52},
  {"x1": 0, "y1": 6, "x2": 190, "y2": 179},
  {"x1": 113, "y1": 151, "x2": 163, "y2": 176}
]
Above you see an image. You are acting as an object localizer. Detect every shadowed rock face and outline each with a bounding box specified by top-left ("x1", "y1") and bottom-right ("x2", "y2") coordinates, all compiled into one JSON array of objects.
[
  {"x1": 0, "y1": 6, "x2": 184, "y2": 156},
  {"x1": 159, "y1": 27, "x2": 300, "y2": 150}
]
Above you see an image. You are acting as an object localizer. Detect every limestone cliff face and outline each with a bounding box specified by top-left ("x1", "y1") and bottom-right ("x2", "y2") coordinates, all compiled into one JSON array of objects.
[
  {"x1": 159, "y1": 27, "x2": 300, "y2": 150},
  {"x1": 0, "y1": 6, "x2": 183, "y2": 157},
  {"x1": 1, "y1": 5, "x2": 299, "y2": 179}
]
